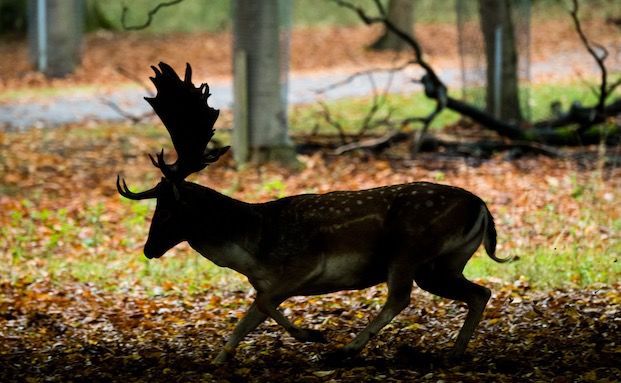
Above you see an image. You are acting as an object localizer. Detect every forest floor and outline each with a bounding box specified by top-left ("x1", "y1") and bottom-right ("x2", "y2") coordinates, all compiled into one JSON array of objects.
[
  {"x1": 1, "y1": 122, "x2": 620, "y2": 382},
  {"x1": 1, "y1": 279, "x2": 619, "y2": 382}
]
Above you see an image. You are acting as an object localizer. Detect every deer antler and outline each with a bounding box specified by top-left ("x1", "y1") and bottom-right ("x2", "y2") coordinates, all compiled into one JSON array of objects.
[
  {"x1": 116, "y1": 175, "x2": 159, "y2": 200},
  {"x1": 145, "y1": 62, "x2": 230, "y2": 183}
]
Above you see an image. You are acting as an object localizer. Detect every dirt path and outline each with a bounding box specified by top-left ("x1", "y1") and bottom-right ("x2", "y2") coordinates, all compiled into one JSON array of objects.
[{"x1": 0, "y1": 21, "x2": 618, "y2": 130}]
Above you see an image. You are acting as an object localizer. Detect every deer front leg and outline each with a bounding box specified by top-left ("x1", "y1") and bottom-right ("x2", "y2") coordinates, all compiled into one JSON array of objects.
[
  {"x1": 213, "y1": 301, "x2": 267, "y2": 364},
  {"x1": 255, "y1": 293, "x2": 327, "y2": 343}
]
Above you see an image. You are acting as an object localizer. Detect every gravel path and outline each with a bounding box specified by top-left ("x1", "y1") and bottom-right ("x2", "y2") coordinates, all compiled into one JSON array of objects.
[{"x1": 0, "y1": 50, "x2": 616, "y2": 131}]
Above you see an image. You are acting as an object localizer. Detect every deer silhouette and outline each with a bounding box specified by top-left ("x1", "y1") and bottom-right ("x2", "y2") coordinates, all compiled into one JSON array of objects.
[{"x1": 117, "y1": 62, "x2": 508, "y2": 364}]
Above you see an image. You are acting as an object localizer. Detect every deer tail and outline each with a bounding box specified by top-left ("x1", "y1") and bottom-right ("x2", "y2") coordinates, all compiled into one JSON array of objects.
[{"x1": 482, "y1": 204, "x2": 510, "y2": 263}]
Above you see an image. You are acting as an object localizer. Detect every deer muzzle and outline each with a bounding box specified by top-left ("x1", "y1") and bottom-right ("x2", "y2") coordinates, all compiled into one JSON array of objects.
[{"x1": 143, "y1": 242, "x2": 166, "y2": 259}]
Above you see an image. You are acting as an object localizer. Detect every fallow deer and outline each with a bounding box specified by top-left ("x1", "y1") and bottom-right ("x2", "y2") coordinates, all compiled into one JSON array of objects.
[{"x1": 117, "y1": 62, "x2": 508, "y2": 364}]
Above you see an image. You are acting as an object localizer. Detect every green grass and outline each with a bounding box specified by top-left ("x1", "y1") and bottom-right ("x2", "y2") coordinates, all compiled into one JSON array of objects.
[
  {"x1": 0, "y1": 82, "x2": 145, "y2": 103},
  {"x1": 2, "y1": 197, "x2": 244, "y2": 295},
  {"x1": 289, "y1": 81, "x2": 614, "y2": 136},
  {"x1": 289, "y1": 91, "x2": 462, "y2": 136},
  {"x1": 466, "y1": 171, "x2": 621, "y2": 289},
  {"x1": 43, "y1": 247, "x2": 245, "y2": 295},
  {"x1": 0, "y1": 84, "x2": 102, "y2": 103},
  {"x1": 465, "y1": 245, "x2": 620, "y2": 289}
]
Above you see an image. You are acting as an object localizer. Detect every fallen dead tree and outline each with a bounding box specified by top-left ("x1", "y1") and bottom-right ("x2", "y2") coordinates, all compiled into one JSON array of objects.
[{"x1": 329, "y1": 0, "x2": 620, "y2": 155}]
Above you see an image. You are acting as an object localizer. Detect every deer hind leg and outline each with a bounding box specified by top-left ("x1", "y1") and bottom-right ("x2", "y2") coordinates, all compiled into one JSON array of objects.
[
  {"x1": 414, "y1": 262, "x2": 491, "y2": 357},
  {"x1": 255, "y1": 293, "x2": 327, "y2": 343},
  {"x1": 336, "y1": 267, "x2": 413, "y2": 357}
]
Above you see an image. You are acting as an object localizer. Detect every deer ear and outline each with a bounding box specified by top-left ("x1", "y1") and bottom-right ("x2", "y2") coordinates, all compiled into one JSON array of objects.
[
  {"x1": 184, "y1": 63, "x2": 192, "y2": 84},
  {"x1": 204, "y1": 146, "x2": 230, "y2": 164}
]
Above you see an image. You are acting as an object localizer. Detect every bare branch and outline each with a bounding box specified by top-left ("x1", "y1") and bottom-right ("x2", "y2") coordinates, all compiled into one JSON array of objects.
[
  {"x1": 313, "y1": 62, "x2": 414, "y2": 144},
  {"x1": 101, "y1": 98, "x2": 154, "y2": 124},
  {"x1": 313, "y1": 63, "x2": 413, "y2": 95},
  {"x1": 121, "y1": 0, "x2": 185, "y2": 31},
  {"x1": 332, "y1": 0, "x2": 441, "y2": 85},
  {"x1": 101, "y1": 66, "x2": 157, "y2": 124},
  {"x1": 330, "y1": 0, "x2": 621, "y2": 152},
  {"x1": 316, "y1": 100, "x2": 348, "y2": 145},
  {"x1": 607, "y1": 76, "x2": 621, "y2": 96},
  {"x1": 331, "y1": 0, "x2": 448, "y2": 156},
  {"x1": 569, "y1": 0, "x2": 610, "y2": 111},
  {"x1": 333, "y1": 131, "x2": 409, "y2": 155},
  {"x1": 115, "y1": 66, "x2": 155, "y2": 97}
]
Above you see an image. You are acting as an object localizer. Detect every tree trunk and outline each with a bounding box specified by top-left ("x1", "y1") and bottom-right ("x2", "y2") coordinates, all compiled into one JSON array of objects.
[
  {"x1": 478, "y1": 0, "x2": 522, "y2": 122},
  {"x1": 27, "y1": 0, "x2": 83, "y2": 78},
  {"x1": 232, "y1": 0, "x2": 297, "y2": 166},
  {"x1": 370, "y1": 0, "x2": 414, "y2": 51}
]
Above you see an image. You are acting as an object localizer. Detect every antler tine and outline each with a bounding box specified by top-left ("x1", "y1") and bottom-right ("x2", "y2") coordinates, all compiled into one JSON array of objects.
[
  {"x1": 153, "y1": 148, "x2": 183, "y2": 181},
  {"x1": 156, "y1": 149, "x2": 168, "y2": 169},
  {"x1": 148, "y1": 148, "x2": 167, "y2": 169},
  {"x1": 198, "y1": 83, "x2": 210, "y2": 101},
  {"x1": 184, "y1": 63, "x2": 192, "y2": 84},
  {"x1": 148, "y1": 153, "x2": 160, "y2": 168},
  {"x1": 116, "y1": 175, "x2": 158, "y2": 200}
]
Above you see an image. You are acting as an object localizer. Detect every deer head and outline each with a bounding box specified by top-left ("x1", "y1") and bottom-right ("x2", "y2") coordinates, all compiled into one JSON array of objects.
[{"x1": 117, "y1": 62, "x2": 229, "y2": 259}]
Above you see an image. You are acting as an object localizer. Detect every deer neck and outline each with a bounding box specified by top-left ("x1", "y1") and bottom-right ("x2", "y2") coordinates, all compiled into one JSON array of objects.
[{"x1": 182, "y1": 183, "x2": 263, "y2": 275}]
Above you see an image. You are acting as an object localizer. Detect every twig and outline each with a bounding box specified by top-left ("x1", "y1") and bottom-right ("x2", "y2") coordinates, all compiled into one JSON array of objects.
[
  {"x1": 333, "y1": 131, "x2": 409, "y2": 155},
  {"x1": 333, "y1": 0, "x2": 442, "y2": 87},
  {"x1": 357, "y1": 62, "x2": 407, "y2": 138},
  {"x1": 357, "y1": 71, "x2": 382, "y2": 137},
  {"x1": 569, "y1": 0, "x2": 609, "y2": 111},
  {"x1": 332, "y1": 0, "x2": 447, "y2": 157},
  {"x1": 115, "y1": 66, "x2": 155, "y2": 97},
  {"x1": 313, "y1": 61, "x2": 414, "y2": 145},
  {"x1": 317, "y1": 100, "x2": 348, "y2": 144},
  {"x1": 313, "y1": 63, "x2": 413, "y2": 95},
  {"x1": 121, "y1": 0, "x2": 185, "y2": 31},
  {"x1": 607, "y1": 77, "x2": 621, "y2": 97},
  {"x1": 101, "y1": 98, "x2": 154, "y2": 124},
  {"x1": 101, "y1": 66, "x2": 157, "y2": 123}
]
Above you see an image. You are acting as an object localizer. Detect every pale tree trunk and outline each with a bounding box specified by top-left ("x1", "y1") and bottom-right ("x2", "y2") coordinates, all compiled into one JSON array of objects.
[
  {"x1": 232, "y1": 0, "x2": 297, "y2": 166},
  {"x1": 479, "y1": 0, "x2": 522, "y2": 122},
  {"x1": 27, "y1": 0, "x2": 83, "y2": 78},
  {"x1": 370, "y1": 0, "x2": 414, "y2": 51}
]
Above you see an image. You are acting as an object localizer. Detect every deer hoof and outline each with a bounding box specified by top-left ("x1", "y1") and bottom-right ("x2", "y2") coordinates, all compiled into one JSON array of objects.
[
  {"x1": 321, "y1": 347, "x2": 357, "y2": 365},
  {"x1": 292, "y1": 328, "x2": 327, "y2": 343},
  {"x1": 212, "y1": 350, "x2": 233, "y2": 365},
  {"x1": 305, "y1": 329, "x2": 328, "y2": 343},
  {"x1": 443, "y1": 349, "x2": 468, "y2": 365}
]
